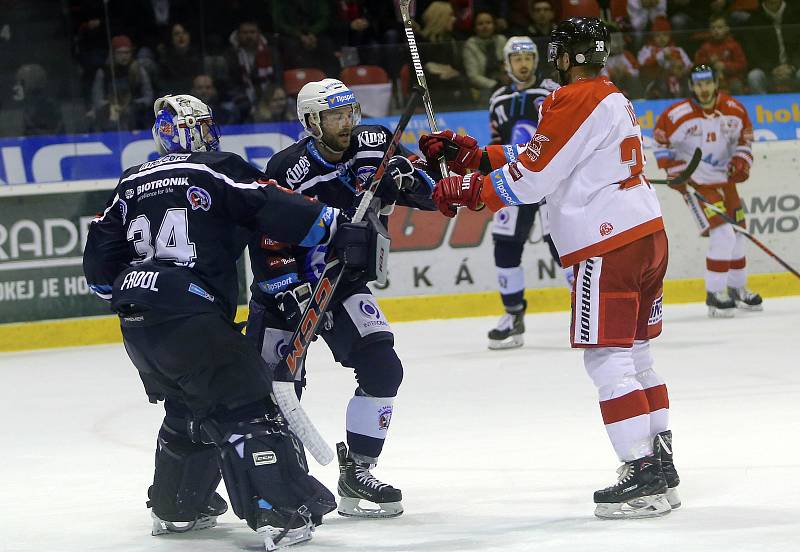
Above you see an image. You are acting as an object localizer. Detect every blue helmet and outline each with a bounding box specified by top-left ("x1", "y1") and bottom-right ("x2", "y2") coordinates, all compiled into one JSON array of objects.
[{"x1": 151, "y1": 94, "x2": 221, "y2": 155}]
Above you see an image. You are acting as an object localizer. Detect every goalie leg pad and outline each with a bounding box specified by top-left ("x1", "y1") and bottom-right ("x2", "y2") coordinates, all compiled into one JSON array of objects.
[
  {"x1": 148, "y1": 415, "x2": 226, "y2": 535},
  {"x1": 200, "y1": 415, "x2": 337, "y2": 534}
]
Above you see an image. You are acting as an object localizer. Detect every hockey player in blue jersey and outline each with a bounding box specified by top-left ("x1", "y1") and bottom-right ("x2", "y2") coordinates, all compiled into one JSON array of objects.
[
  {"x1": 83, "y1": 93, "x2": 381, "y2": 549},
  {"x1": 246, "y1": 79, "x2": 437, "y2": 519},
  {"x1": 484, "y1": 36, "x2": 572, "y2": 349}
]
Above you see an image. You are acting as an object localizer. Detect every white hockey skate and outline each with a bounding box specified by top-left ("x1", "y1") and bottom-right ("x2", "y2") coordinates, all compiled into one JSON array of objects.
[
  {"x1": 337, "y1": 442, "x2": 403, "y2": 519},
  {"x1": 706, "y1": 290, "x2": 736, "y2": 318},
  {"x1": 488, "y1": 301, "x2": 526, "y2": 350}
]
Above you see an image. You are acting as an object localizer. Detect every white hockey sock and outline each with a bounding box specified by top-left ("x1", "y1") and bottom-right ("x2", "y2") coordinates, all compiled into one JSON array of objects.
[
  {"x1": 706, "y1": 225, "x2": 736, "y2": 293},
  {"x1": 585, "y1": 347, "x2": 653, "y2": 461},
  {"x1": 496, "y1": 266, "x2": 525, "y2": 298},
  {"x1": 346, "y1": 394, "x2": 395, "y2": 447},
  {"x1": 632, "y1": 340, "x2": 670, "y2": 438}
]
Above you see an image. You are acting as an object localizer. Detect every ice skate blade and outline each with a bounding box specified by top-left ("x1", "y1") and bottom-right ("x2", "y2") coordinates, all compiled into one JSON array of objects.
[
  {"x1": 337, "y1": 497, "x2": 403, "y2": 518},
  {"x1": 594, "y1": 494, "x2": 671, "y2": 519},
  {"x1": 150, "y1": 512, "x2": 218, "y2": 536},
  {"x1": 707, "y1": 306, "x2": 735, "y2": 318},
  {"x1": 488, "y1": 334, "x2": 524, "y2": 350},
  {"x1": 257, "y1": 522, "x2": 314, "y2": 551},
  {"x1": 666, "y1": 487, "x2": 681, "y2": 509},
  {"x1": 735, "y1": 301, "x2": 763, "y2": 312}
]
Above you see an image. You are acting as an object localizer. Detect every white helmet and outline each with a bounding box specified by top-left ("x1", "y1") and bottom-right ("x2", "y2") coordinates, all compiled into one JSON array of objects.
[
  {"x1": 503, "y1": 36, "x2": 538, "y2": 84},
  {"x1": 296, "y1": 79, "x2": 361, "y2": 140},
  {"x1": 151, "y1": 94, "x2": 221, "y2": 155}
]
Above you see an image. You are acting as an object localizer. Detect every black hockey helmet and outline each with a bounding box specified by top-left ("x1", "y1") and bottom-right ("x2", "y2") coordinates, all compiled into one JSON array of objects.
[{"x1": 547, "y1": 17, "x2": 610, "y2": 69}]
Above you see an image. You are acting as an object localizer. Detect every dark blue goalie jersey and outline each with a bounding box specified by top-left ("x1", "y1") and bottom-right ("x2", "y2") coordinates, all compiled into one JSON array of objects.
[
  {"x1": 83, "y1": 151, "x2": 336, "y2": 319},
  {"x1": 248, "y1": 124, "x2": 436, "y2": 303},
  {"x1": 488, "y1": 79, "x2": 559, "y2": 144}
]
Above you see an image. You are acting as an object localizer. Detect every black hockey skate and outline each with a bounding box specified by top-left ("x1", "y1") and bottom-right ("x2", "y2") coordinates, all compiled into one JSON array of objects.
[
  {"x1": 728, "y1": 286, "x2": 763, "y2": 311},
  {"x1": 594, "y1": 455, "x2": 671, "y2": 519},
  {"x1": 252, "y1": 498, "x2": 316, "y2": 551},
  {"x1": 148, "y1": 486, "x2": 228, "y2": 535},
  {"x1": 654, "y1": 430, "x2": 681, "y2": 509},
  {"x1": 706, "y1": 290, "x2": 736, "y2": 318},
  {"x1": 488, "y1": 300, "x2": 527, "y2": 350},
  {"x1": 336, "y1": 442, "x2": 403, "y2": 518}
]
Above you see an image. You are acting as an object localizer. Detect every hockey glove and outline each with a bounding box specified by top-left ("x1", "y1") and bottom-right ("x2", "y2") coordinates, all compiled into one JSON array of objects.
[
  {"x1": 275, "y1": 283, "x2": 312, "y2": 330},
  {"x1": 332, "y1": 211, "x2": 390, "y2": 283},
  {"x1": 419, "y1": 130, "x2": 482, "y2": 176},
  {"x1": 432, "y1": 173, "x2": 485, "y2": 217},
  {"x1": 727, "y1": 155, "x2": 750, "y2": 184}
]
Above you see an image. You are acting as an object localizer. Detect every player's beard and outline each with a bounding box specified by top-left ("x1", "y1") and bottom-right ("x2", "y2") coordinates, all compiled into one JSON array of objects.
[{"x1": 320, "y1": 127, "x2": 352, "y2": 155}]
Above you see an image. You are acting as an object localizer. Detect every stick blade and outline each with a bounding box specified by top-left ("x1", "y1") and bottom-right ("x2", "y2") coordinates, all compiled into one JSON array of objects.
[{"x1": 273, "y1": 381, "x2": 334, "y2": 465}]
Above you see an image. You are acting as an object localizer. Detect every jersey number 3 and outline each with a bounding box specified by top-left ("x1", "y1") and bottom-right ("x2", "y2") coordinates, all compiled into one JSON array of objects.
[
  {"x1": 127, "y1": 208, "x2": 197, "y2": 265},
  {"x1": 619, "y1": 135, "x2": 645, "y2": 189}
]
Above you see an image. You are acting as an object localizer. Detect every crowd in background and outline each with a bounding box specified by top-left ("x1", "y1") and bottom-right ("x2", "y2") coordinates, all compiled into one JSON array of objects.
[{"x1": 1, "y1": 0, "x2": 798, "y2": 138}]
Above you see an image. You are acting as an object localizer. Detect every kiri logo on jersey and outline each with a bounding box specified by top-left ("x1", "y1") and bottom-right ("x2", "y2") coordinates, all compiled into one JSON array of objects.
[
  {"x1": 258, "y1": 272, "x2": 299, "y2": 294},
  {"x1": 186, "y1": 186, "x2": 211, "y2": 211},
  {"x1": 286, "y1": 155, "x2": 311, "y2": 185},
  {"x1": 357, "y1": 130, "x2": 386, "y2": 148},
  {"x1": 326, "y1": 91, "x2": 356, "y2": 108}
]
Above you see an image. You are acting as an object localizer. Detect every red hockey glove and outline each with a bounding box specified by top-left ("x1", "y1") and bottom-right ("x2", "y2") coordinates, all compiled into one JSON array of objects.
[
  {"x1": 432, "y1": 173, "x2": 484, "y2": 217},
  {"x1": 418, "y1": 130, "x2": 481, "y2": 176},
  {"x1": 727, "y1": 155, "x2": 750, "y2": 184}
]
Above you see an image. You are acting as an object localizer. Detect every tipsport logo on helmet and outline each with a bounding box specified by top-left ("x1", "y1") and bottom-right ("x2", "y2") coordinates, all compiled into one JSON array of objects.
[{"x1": 326, "y1": 91, "x2": 356, "y2": 108}]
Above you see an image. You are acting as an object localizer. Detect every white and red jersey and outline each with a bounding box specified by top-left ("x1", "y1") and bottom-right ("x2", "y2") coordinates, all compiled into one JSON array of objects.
[
  {"x1": 653, "y1": 93, "x2": 754, "y2": 185},
  {"x1": 479, "y1": 76, "x2": 663, "y2": 267}
]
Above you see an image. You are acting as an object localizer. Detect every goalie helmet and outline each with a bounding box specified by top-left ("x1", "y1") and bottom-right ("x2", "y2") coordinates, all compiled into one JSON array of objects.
[
  {"x1": 547, "y1": 17, "x2": 610, "y2": 69},
  {"x1": 152, "y1": 94, "x2": 221, "y2": 155},
  {"x1": 503, "y1": 36, "x2": 538, "y2": 84},
  {"x1": 296, "y1": 79, "x2": 361, "y2": 140}
]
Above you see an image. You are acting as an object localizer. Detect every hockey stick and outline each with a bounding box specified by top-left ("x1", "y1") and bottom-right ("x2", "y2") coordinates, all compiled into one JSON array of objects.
[
  {"x1": 688, "y1": 189, "x2": 800, "y2": 279},
  {"x1": 271, "y1": 88, "x2": 424, "y2": 465},
  {"x1": 399, "y1": 0, "x2": 449, "y2": 177},
  {"x1": 648, "y1": 148, "x2": 702, "y2": 185}
]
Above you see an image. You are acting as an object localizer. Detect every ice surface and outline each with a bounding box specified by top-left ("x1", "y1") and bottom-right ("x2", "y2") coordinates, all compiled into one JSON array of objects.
[{"x1": 2, "y1": 298, "x2": 799, "y2": 552}]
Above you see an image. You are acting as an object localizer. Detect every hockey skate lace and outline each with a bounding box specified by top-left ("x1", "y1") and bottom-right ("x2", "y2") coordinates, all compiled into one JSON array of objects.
[
  {"x1": 354, "y1": 465, "x2": 388, "y2": 490},
  {"x1": 615, "y1": 462, "x2": 634, "y2": 484},
  {"x1": 495, "y1": 313, "x2": 514, "y2": 331},
  {"x1": 737, "y1": 288, "x2": 757, "y2": 301}
]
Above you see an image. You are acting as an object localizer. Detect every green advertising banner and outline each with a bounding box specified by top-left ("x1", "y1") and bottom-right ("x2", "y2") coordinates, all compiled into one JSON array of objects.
[{"x1": 0, "y1": 188, "x2": 248, "y2": 324}]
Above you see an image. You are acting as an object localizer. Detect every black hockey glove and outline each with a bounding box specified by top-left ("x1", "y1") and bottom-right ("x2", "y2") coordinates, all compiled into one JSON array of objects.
[
  {"x1": 276, "y1": 282, "x2": 332, "y2": 333},
  {"x1": 332, "y1": 210, "x2": 390, "y2": 284}
]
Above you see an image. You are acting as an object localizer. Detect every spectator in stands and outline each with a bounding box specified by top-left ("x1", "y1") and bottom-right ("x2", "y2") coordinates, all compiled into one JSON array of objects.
[
  {"x1": 331, "y1": 0, "x2": 402, "y2": 68},
  {"x1": 744, "y1": 0, "x2": 800, "y2": 93},
  {"x1": 12, "y1": 64, "x2": 64, "y2": 136},
  {"x1": 271, "y1": 1, "x2": 340, "y2": 77},
  {"x1": 668, "y1": 0, "x2": 729, "y2": 32},
  {"x1": 604, "y1": 25, "x2": 642, "y2": 99},
  {"x1": 637, "y1": 17, "x2": 692, "y2": 99},
  {"x1": 157, "y1": 23, "x2": 205, "y2": 95},
  {"x1": 90, "y1": 35, "x2": 153, "y2": 131},
  {"x1": 224, "y1": 21, "x2": 274, "y2": 113},
  {"x1": 694, "y1": 15, "x2": 747, "y2": 94},
  {"x1": 560, "y1": 0, "x2": 600, "y2": 20},
  {"x1": 252, "y1": 83, "x2": 297, "y2": 123},
  {"x1": 627, "y1": 0, "x2": 667, "y2": 48},
  {"x1": 419, "y1": 1, "x2": 472, "y2": 109},
  {"x1": 507, "y1": 0, "x2": 556, "y2": 62},
  {"x1": 463, "y1": 11, "x2": 507, "y2": 103},
  {"x1": 191, "y1": 74, "x2": 242, "y2": 126}
]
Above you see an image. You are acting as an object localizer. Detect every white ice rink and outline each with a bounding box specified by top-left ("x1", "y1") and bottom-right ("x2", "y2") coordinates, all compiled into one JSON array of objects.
[{"x1": 2, "y1": 297, "x2": 800, "y2": 552}]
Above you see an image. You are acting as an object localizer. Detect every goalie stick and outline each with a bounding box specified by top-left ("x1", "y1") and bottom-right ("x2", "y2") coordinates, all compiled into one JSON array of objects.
[
  {"x1": 648, "y1": 148, "x2": 702, "y2": 186},
  {"x1": 271, "y1": 87, "x2": 424, "y2": 465}
]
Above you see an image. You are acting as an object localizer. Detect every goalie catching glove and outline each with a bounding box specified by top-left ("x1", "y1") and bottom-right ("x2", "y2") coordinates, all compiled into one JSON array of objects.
[{"x1": 418, "y1": 130, "x2": 482, "y2": 175}]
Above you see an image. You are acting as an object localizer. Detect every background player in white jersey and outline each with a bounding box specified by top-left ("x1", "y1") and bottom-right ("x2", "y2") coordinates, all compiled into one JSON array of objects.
[
  {"x1": 654, "y1": 64, "x2": 763, "y2": 317},
  {"x1": 420, "y1": 17, "x2": 679, "y2": 519},
  {"x1": 484, "y1": 36, "x2": 566, "y2": 350}
]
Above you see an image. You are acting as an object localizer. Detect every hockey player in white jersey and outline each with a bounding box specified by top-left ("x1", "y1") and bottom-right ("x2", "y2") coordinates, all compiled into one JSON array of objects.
[
  {"x1": 484, "y1": 36, "x2": 567, "y2": 350},
  {"x1": 654, "y1": 64, "x2": 762, "y2": 317},
  {"x1": 420, "y1": 17, "x2": 679, "y2": 519}
]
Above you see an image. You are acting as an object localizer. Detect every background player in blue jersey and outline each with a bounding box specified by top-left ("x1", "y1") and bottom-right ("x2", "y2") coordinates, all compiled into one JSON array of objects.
[
  {"x1": 485, "y1": 36, "x2": 572, "y2": 349},
  {"x1": 83, "y1": 93, "x2": 379, "y2": 549},
  {"x1": 246, "y1": 79, "x2": 436, "y2": 519}
]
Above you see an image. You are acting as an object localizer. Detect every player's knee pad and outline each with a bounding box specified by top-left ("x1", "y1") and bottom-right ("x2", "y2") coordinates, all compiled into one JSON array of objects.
[
  {"x1": 493, "y1": 239, "x2": 525, "y2": 268},
  {"x1": 584, "y1": 347, "x2": 640, "y2": 402},
  {"x1": 148, "y1": 416, "x2": 223, "y2": 521},
  {"x1": 631, "y1": 340, "x2": 665, "y2": 389},
  {"x1": 707, "y1": 224, "x2": 737, "y2": 259},
  {"x1": 199, "y1": 414, "x2": 336, "y2": 531},
  {"x1": 350, "y1": 340, "x2": 403, "y2": 398}
]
